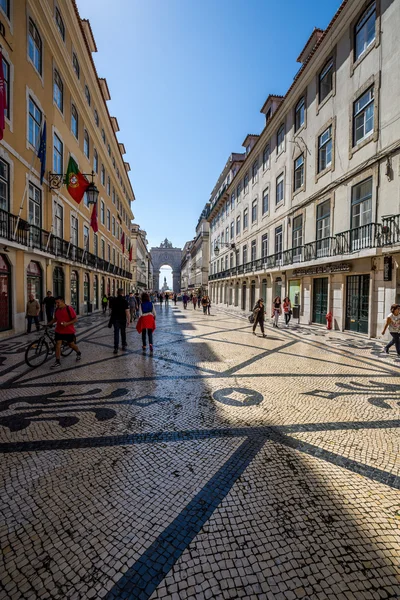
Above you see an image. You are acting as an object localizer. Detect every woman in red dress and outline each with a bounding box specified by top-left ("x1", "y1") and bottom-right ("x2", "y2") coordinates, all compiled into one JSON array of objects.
[{"x1": 136, "y1": 292, "x2": 156, "y2": 353}]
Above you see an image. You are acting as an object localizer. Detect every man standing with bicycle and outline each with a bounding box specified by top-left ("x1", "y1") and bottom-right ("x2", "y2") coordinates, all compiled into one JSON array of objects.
[{"x1": 48, "y1": 296, "x2": 82, "y2": 369}]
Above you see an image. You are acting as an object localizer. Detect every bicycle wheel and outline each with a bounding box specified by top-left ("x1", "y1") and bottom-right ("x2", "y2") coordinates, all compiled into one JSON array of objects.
[
  {"x1": 61, "y1": 342, "x2": 73, "y2": 357},
  {"x1": 25, "y1": 338, "x2": 49, "y2": 368}
]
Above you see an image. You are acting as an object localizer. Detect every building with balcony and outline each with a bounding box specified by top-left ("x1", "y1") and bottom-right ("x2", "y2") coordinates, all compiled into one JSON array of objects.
[
  {"x1": 180, "y1": 240, "x2": 193, "y2": 292},
  {"x1": 208, "y1": 0, "x2": 400, "y2": 337},
  {"x1": 130, "y1": 224, "x2": 151, "y2": 291},
  {"x1": 0, "y1": 0, "x2": 135, "y2": 336},
  {"x1": 180, "y1": 205, "x2": 211, "y2": 295}
]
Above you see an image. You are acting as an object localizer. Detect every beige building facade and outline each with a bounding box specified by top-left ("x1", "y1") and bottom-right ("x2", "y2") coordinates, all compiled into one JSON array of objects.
[
  {"x1": 208, "y1": 0, "x2": 400, "y2": 338},
  {"x1": 0, "y1": 0, "x2": 134, "y2": 336},
  {"x1": 130, "y1": 224, "x2": 151, "y2": 291},
  {"x1": 181, "y1": 205, "x2": 211, "y2": 295}
]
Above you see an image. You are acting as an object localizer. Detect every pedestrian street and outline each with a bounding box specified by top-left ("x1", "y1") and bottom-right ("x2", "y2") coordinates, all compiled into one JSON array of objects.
[{"x1": 0, "y1": 304, "x2": 399, "y2": 600}]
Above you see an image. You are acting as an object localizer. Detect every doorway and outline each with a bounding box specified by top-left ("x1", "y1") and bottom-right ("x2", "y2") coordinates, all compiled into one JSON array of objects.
[
  {"x1": 345, "y1": 274, "x2": 370, "y2": 334},
  {"x1": 312, "y1": 277, "x2": 328, "y2": 324}
]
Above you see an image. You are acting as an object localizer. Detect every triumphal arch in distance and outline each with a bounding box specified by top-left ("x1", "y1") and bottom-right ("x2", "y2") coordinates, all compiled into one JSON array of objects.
[{"x1": 150, "y1": 239, "x2": 182, "y2": 293}]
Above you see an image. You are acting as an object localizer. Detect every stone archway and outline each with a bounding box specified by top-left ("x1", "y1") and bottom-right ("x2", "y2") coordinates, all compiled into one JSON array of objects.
[{"x1": 150, "y1": 239, "x2": 182, "y2": 293}]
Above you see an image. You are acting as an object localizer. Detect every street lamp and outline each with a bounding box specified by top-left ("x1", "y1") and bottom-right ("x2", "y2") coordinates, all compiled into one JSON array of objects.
[{"x1": 214, "y1": 242, "x2": 235, "y2": 256}]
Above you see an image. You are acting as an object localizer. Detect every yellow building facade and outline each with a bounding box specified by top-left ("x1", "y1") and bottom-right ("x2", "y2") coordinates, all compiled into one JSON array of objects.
[{"x1": 0, "y1": 0, "x2": 135, "y2": 336}]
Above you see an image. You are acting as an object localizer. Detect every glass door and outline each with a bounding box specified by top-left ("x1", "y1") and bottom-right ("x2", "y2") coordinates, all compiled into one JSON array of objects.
[
  {"x1": 312, "y1": 277, "x2": 328, "y2": 324},
  {"x1": 346, "y1": 275, "x2": 370, "y2": 333},
  {"x1": 71, "y1": 271, "x2": 79, "y2": 314}
]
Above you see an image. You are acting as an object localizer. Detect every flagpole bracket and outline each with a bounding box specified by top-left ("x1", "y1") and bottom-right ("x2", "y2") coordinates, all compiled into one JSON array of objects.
[{"x1": 48, "y1": 173, "x2": 64, "y2": 191}]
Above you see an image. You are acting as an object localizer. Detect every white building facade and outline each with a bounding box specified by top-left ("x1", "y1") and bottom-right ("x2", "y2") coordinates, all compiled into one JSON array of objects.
[{"x1": 208, "y1": 0, "x2": 400, "y2": 338}]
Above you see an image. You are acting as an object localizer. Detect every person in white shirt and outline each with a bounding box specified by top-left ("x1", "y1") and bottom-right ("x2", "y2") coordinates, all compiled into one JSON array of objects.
[{"x1": 382, "y1": 303, "x2": 400, "y2": 355}]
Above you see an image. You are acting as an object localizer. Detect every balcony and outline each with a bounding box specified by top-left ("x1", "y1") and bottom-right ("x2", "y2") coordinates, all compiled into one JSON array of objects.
[
  {"x1": 0, "y1": 208, "x2": 132, "y2": 280},
  {"x1": 209, "y1": 220, "x2": 400, "y2": 281}
]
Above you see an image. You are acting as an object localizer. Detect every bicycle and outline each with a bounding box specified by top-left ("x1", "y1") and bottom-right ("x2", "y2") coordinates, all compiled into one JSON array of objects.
[{"x1": 25, "y1": 326, "x2": 74, "y2": 368}]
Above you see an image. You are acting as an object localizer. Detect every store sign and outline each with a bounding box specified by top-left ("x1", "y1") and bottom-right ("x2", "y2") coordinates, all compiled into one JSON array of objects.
[
  {"x1": 384, "y1": 256, "x2": 392, "y2": 281},
  {"x1": 292, "y1": 263, "x2": 350, "y2": 276}
]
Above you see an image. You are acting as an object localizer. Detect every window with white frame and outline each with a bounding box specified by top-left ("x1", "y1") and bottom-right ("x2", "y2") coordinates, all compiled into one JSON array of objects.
[
  {"x1": 83, "y1": 225, "x2": 89, "y2": 248},
  {"x1": 355, "y1": 2, "x2": 376, "y2": 61},
  {"x1": 84, "y1": 130, "x2": 90, "y2": 158},
  {"x1": 262, "y1": 187, "x2": 269, "y2": 215},
  {"x1": 55, "y1": 7, "x2": 65, "y2": 41},
  {"x1": 112, "y1": 216, "x2": 115, "y2": 236},
  {"x1": 318, "y1": 125, "x2": 332, "y2": 172},
  {"x1": 54, "y1": 201, "x2": 63, "y2": 240},
  {"x1": 2, "y1": 56, "x2": 9, "y2": 119},
  {"x1": 93, "y1": 149, "x2": 98, "y2": 173},
  {"x1": 251, "y1": 199, "x2": 257, "y2": 223},
  {"x1": 295, "y1": 97, "x2": 305, "y2": 131},
  {"x1": 28, "y1": 18, "x2": 42, "y2": 75},
  {"x1": 276, "y1": 173, "x2": 284, "y2": 205},
  {"x1": 292, "y1": 215, "x2": 303, "y2": 258},
  {"x1": 242, "y1": 245, "x2": 247, "y2": 265},
  {"x1": 319, "y1": 58, "x2": 333, "y2": 103},
  {"x1": 236, "y1": 182, "x2": 242, "y2": 202},
  {"x1": 243, "y1": 207, "x2": 248, "y2": 229},
  {"x1": 0, "y1": 0, "x2": 10, "y2": 18},
  {"x1": 230, "y1": 253, "x2": 234, "y2": 268},
  {"x1": 262, "y1": 144, "x2": 270, "y2": 169},
  {"x1": 351, "y1": 177, "x2": 373, "y2": 249},
  {"x1": 353, "y1": 87, "x2": 374, "y2": 145},
  {"x1": 106, "y1": 208, "x2": 110, "y2": 231},
  {"x1": 277, "y1": 124, "x2": 285, "y2": 153},
  {"x1": 101, "y1": 238, "x2": 105, "y2": 259},
  {"x1": 251, "y1": 240, "x2": 256, "y2": 261},
  {"x1": 230, "y1": 192, "x2": 235, "y2": 210},
  {"x1": 101, "y1": 165, "x2": 105, "y2": 186},
  {"x1": 107, "y1": 176, "x2": 110, "y2": 196},
  {"x1": 94, "y1": 109, "x2": 99, "y2": 127},
  {"x1": 28, "y1": 182, "x2": 41, "y2": 228},
  {"x1": 53, "y1": 133, "x2": 63, "y2": 173},
  {"x1": 275, "y1": 225, "x2": 283, "y2": 257},
  {"x1": 100, "y1": 200, "x2": 105, "y2": 225},
  {"x1": 71, "y1": 215, "x2": 78, "y2": 246},
  {"x1": 230, "y1": 221, "x2": 234, "y2": 239},
  {"x1": 72, "y1": 52, "x2": 80, "y2": 79},
  {"x1": 244, "y1": 173, "x2": 249, "y2": 194},
  {"x1": 71, "y1": 104, "x2": 78, "y2": 138},
  {"x1": 294, "y1": 155, "x2": 304, "y2": 191},
  {"x1": 261, "y1": 233, "x2": 268, "y2": 258},
  {"x1": 226, "y1": 226, "x2": 229, "y2": 241},
  {"x1": 53, "y1": 69, "x2": 63, "y2": 112},
  {"x1": 316, "y1": 200, "x2": 331, "y2": 256},
  {"x1": 236, "y1": 215, "x2": 241, "y2": 235},
  {"x1": 28, "y1": 97, "x2": 42, "y2": 148},
  {"x1": 93, "y1": 233, "x2": 98, "y2": 256},
  {"x1": 252, "y1": 159, "x2": 258, "y2": 184},
  {"x1": 0, "y1": 158, "x2": 9, "y2": 211}
]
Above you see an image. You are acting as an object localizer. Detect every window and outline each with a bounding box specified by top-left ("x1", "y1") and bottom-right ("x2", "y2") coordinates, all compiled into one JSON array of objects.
[
  {"x1": 261, "y1": 233, "x2": 268, "y2": 258},
  {"x1": 107, "y1": 244, "x2": 111, "y2": 262},
  {"x1": 230, "y1": 253, "x2": 234, "y2": 269},
  {"x1": 28, "y1": 182, "x2": 42, "y2": 228},
  {"x1": 94, "y1": 109, "x2": 99, "y2": 127},
  {"x1": 2, "y1": 56, "x2": 9, "y2": 119},
  {"x1": 101, "y1": 239, "x2": 105, "y2": 259},
  {"x1": 93, "y1": 234, "x2": 98, "y2": 257},
  {"x1": 319, "y1": 59, "x2": 333, "y2": 103},
  {"x1": 221, "y1": 231, "x2": 224, "y2": 245},
  {"x1": 226, "y1": 226, "x2": 229, "y2": 241},
  {"x1": 28, "y1": 97, "x2": 42, "y2": 148},
  {"x1": 353, "y1": 87, "x2": 374, "y2": 145},
  {"x1": 295, "y1": 97, "x2": 305, "y2": 131},
  {"x1": 230, "y1": 221, "x2": 234, "y2": 240},
  {"x1": 318, "y1": 126, "x2": 332, "y2": 172},
  {"x1": 101, "y1": 165, "x2": 105, "y2": 186},
  {"x1": 28, "y1": 18, "x2": 42, "y2": 75},
  {"x1": 107, "y1": 176, "x2": 110, "y2": 196},
  {"x1": 85, "y1": 85, "x2": 91, "y2": 106},
  {"x1": 71, "y1": 215, "x2": 78, "y2": 247},
  {"x1": 0, "y1": 0, "x2": 10, "y2": 18},
  {"x1": 294, "y1": 155, "x2": 304, "y2": 191},
  {"x1": 93, "y1": 149, "x2": 98, "y2": 173},
  {"x1": 101, "y1": 129, "x2": 106, "y2": 143},
  {"x1": 275, "y1": 225, "x2": 283, "y2": 257},
  {"x1": 71, "y1": 104, "x2": 78, "y2": 138},
  {"x1": 84, "y1": 130, "x2": 90, "y2": 158},
  {"x1": 236, "y1": 215, "x2": 241, "y2": 235},
  {"x1": 54, "y1": 201, "x2": 63, "y2": 240},
  {"x1": 0, "y1": 158, "x2": 9, "y2": 211},
  {"x1": 112, "y1": 188, "x2": 116, "y2": 204},
  {"x1": 252, "y1": 160, "x2": 258, "y2": 184},
  {"x1": 276, "y1": 174, "x2": 284, "y2": 205},
  {"x1": 100, "y1": 200, "x2": 105, "y2": 225},
  {"x1": 292, "y1": 215, "x2": 303, "y2": 256},
  {"x1": 242, "y1": 245, "x2": 248, "y2": 265},
  {"x1": 251, "y1": 240, "x2": 256, "y2": 261},
  {"x1": 244, "y1": 174, "x2": 249, "y2": 194},
  {"x1": 107, "y1": 144, "x2": 111, "y2": 156},
  {"x1": 277, "y1": 124, "x2": 285, "y2": 153},
  {"x1": 53, "y1": 133, "x2": 63, "y2": 173},
  {"x1": 351, "y1": 177, "x2": 373, "y2": 249},
  {"x1": 53, "y1": 69, "x2": 63, "y2": 112},
  {"x1": 243, "y1": 208, "x2": 248, "y2": 229},
  {"x1": 226, "y1": 200, "x2": 229, "y2": 216},
  {"x1": 55, "y1": 7, "x2": 65, "y2": 40},
  {"x1": 251, "y1": 199, "x2": 257, "y2": 223},
  {"x1": 355, "y1": 2, "x2": 376, "y2": 61},
  {"x1": 236, "y1": 182, "x2": 242, "y2": 202},
  {"x1": 262, "y1": 187, "x2": 269, "y2": 215},
  {"x1": 316, "y1": 200, "x2": 331, "y2": 256},
  {"x1": 72, "y1": 53, "x2": 80, "y2": 79},
  {"x1": 262, "y1": 144, "x2": 270, "y2": 170},
  {"x1": 231, "y1": 192, "x2": 235, "y2": 211},
  {"x1": 112, "y1": 216, "x2": 115, "y2": 236},
  {"x1": 83, "y1": 225, "x2": 89, "y2": 248},
  {"x1": 106, "y1": 209, "x2": 110, "y2": 231}
]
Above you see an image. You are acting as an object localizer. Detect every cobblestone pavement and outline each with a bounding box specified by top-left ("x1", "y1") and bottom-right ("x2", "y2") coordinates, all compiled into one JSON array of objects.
[{"x1": 0, "y1": 304, "x2": 399, "y2": 600}]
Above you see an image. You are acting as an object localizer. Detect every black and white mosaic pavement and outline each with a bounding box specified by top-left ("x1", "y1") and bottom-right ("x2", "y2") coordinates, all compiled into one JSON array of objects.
[{"x1": 0, "y1": 305, "x2": 399, "y2": 599}]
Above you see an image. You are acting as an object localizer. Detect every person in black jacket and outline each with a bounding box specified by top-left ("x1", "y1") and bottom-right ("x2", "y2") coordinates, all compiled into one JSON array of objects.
[
  {"x1": 110, "y1": 288, "x2": 130, "y2": 354},
  {"x1": 252, "y1": 298, "x2": 266, "y2": 338}
]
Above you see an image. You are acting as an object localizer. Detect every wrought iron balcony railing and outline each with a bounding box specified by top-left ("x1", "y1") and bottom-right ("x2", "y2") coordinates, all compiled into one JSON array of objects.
[{"x1": 0, "y1": 208, "x2": 132, "y2": 280}]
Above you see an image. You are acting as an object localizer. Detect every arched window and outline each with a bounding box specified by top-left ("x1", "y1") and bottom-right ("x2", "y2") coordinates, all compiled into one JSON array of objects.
[
  {"x1": 55, "y1": 7, "x2": 65, "y2": 41},
  {"x1": 85, "y1": 84, "x2": 91, "y2": 106},
  {"x1": 72, "y1": 52, "x2": 80, "y2": 79},
  {"x1": 93, "y1": 275, "x2": 98, "y2": 310},
  {"x1": 71, "y1": 104, "x2": 78, "y2": 138},
  {"x1": 101, "y1": 164, "x2": 105, "y2": 186},
  {"x1": 53, "y1": 69, "x2": 63, "y2": 112},
  {"x1": 53, "y1": 266, "x2": 64, "y2": 299},
  {"x1": 94, "y1": 109, "x2": 99, "y2": 126},
  {"x1": 28, "y1": 18, "x2": 42, "y2": 74},
  {"x1": 84, "y1": 130, "x2": 90, "y2": 158}
]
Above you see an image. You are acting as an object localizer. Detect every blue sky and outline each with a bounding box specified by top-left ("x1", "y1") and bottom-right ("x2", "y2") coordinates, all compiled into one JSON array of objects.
[{"x1": 78, "y1": 0, "x2": 342, "y2": 256}]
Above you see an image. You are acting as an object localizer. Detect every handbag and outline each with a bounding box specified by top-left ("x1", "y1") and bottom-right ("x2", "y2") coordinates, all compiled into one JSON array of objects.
[{"x1": 248, "y1": 314, "x2": 255, "y2": 324}]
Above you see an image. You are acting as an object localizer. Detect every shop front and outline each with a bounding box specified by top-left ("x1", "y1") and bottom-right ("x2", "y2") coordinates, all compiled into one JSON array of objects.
[
  {"x1": 312, "y1": 277, "x2": 328, "y2": 325},
  {"x1": 83, "y1": 273, "x2": 90, "y2": 314},
  {"x1": 0, "y1": 253, "x2": 11, "y2": 331},
  {"x1": 345, "y1": 274, "x2": 370, "y2": 334},
  {"x1": 27, "y1": 260, "x2": 42, "y2": 304}
]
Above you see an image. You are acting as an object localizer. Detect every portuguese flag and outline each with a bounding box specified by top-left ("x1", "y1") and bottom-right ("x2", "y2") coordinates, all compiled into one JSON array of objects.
[{"x1": 66, "y1": 157, "x2": 89, "y2": 203}]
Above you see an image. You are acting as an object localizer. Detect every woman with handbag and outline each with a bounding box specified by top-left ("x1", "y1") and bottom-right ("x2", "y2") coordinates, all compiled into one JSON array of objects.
[
  {"x1": 252, "y1": 298, "x2": 266, "y2": 338},
  {"x1": 283, "y1": 296, "x2": 292, "y2": 327},
  {"x1": 272, "y1": 296, "x2": 282, "y2": 328}
]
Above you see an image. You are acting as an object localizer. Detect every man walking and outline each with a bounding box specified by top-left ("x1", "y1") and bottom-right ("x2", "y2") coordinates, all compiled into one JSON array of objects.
[
  {"x1": 128, "y1": 292, "x2": 136, "y2": 323},
  {"x1": 48, "y1": 296, "x2": 81, "y2": 368},
  {"x1": 182, "y1": 293, "x2": 189, "y2": 309},
  {"x1": 42, "y1": 291, "x2": 55, "y2": 324},
  {"x1": 26, "y1": 293, "x2": 41, "y2": 333},
  {"x1": 110, "y1": 288, "x2": 130, "y2": 354}
]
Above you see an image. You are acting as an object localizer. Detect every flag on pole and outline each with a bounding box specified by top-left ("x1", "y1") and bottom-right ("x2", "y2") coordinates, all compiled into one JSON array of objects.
[
  {"x1": 90, "y1": 201, "x2": 98, "y2": 233},
  {"x1": 128, "y1": 241, "x2": 133, "y2": 262},
  {"x1": 0, "y1": 51, "x2": 7, "y2": 140},
  {"x1": 37, "y1": 121, "x2": 47, "y2": 185},
  {"x1": 66, "y1": 156, "x2": 89, "y2": 203},
  {"x1": 121, "y1": 231, "x2": 125, "y2": 253}
]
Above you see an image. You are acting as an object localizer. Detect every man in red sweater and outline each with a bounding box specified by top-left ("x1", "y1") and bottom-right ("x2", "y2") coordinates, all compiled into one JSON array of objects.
[{"x1": 47, "y1": 296, "x2": 82, "y2": 369}]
